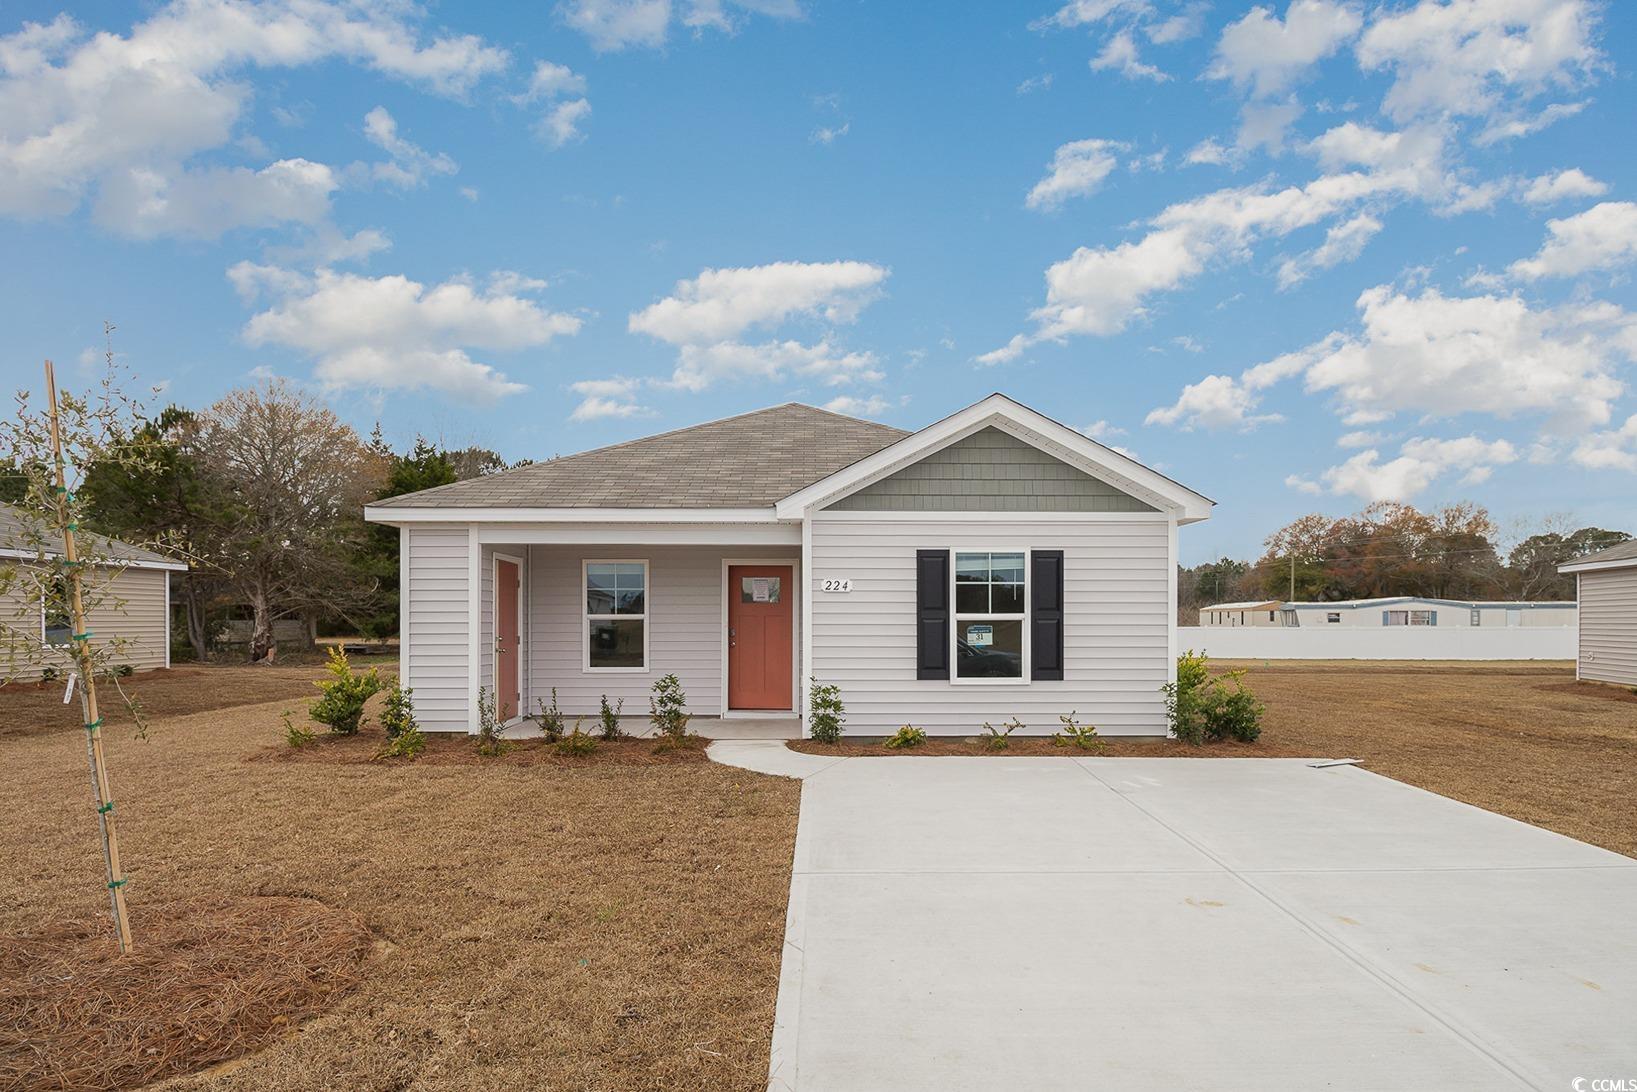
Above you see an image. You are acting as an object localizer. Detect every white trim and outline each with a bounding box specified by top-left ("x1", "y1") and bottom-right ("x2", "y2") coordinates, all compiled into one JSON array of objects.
[
  {"x1": 948, "y1": 547, "x2": 1031, "y2": 686},
  {"x1": 1574, "y1": 572, "x2": 1582, "y2": 682},
  {"x1": 0, "y1": 546, "x2": 188, "y2": 572},
  {"x1": 367, "y1": 506, "x2": 779, "y2": 525},
  {"x1": 164, "y1": 569, "x2": 172, "y2": 670},
  {"x1": 472, "y1": 524, "x2": 799, "y2": 546},
  {"x1": 1166, "y1": 517, "x2": 1178, "y2": 702},
  {"x1": 774, "y1": 393, "x2": 1214, "y2": 523},
  {"x1": 720, "y1": 558, "x2": 800, "y2": 714},
  {"x1": 397, "y1": 527, "x2": 409, "y2": 692},
  {"x1": 807, "y1": 509, "x2": 1170, "y2": 523},
  {"x1": 466, "y1": 527, "x2": 481, "y2": 734},
  {"x1": 492, "y1": 552, "x2": 526, "y2": 723},
  {"x1": 800, "y1": 518, "x2": 813, "y2": 734},
  {"x1": 1559, "y1": 556, "x2": 1637, "y2": 574},
  {"x1": 581, "y1": 558, "x2": 651, "y2": 674}
]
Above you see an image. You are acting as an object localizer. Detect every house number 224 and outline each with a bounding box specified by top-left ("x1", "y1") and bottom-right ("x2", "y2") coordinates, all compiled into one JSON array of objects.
[{"x1": 820, "y1": 578, "x2": 853, "y2": 593}]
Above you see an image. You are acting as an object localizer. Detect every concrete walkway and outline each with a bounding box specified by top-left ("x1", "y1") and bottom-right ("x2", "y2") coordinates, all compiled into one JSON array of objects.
[{"x1": 709, "y1": 749, "x2": 1637, "y2": 1091}]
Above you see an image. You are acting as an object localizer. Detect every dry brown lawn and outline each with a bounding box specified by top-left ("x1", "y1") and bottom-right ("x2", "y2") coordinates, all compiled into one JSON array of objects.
[
  {"x1": 793, "y1": 660, "x2": 1637, "y2": 859},
  {"x1": 0, "y1": 668, "x2": 800, "y2": 1092}
]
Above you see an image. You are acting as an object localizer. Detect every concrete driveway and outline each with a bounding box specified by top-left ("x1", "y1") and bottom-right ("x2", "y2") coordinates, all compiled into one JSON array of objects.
[{"x1": 713, "y1": 747, "x2": 1637, "y2": 1092}]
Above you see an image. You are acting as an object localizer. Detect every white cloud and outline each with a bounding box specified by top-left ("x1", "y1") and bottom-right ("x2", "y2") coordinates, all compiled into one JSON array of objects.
[
  {"x1": 1356, "y1": 0, "x2": 1601, "y2": 123},
  {"x1": 1032, "y1": 1, "x2": 1151, "y2": 31},
  {"x1": 1016, "y1": 73, "x2": 1054, "y2": 94},
  {"x1": 1208, "y1": 1, "x2": 1362, "y2": 98},
  {"x1": 1474, "y1": 99, "x2": 1588, "y2": 146},
  {"x1": 361, "y1": 107, "x2": 457, "y2": 188},
  {"x1": 630, "y1": 260, "x2": 889, "y2": 393},
  {"x1": 238, "y1": 267, "x2": 581, "y2": 401},
  {"x1": 1276, "y1": 212, "x2": 1382, "y2": 288},
  {"x1": 539, "y1": 98, "x2": 593, "y2": 147},
  {"x1": 0, "y1": 2, "x2": 508, "y2": 232},
  {"x1": 1285, "y1": 473, "x2": 1323, "y2": 494},
  {"x1": 1520, "y1": 168, "x2": 1607, "y2": 205},
  {"x1": 1236, "y1": 99, "x2": 1304, "y2": 154},
  {"x1": 1145, "y1": 373, "x2": 1284, "y2": 431},
  {"x1": 1185, "y1": 139, "x2": 1232, "y2": 166},
  {"x1": 522, "y1": 60, "x2": 587, "y2": 100},
  {"x1": 558, "y1": 0, "x2": 800, "y2": 51},
  {"x1": 1336, "y1": 429, "x2": 1383, "y2": 448},
  {"x1": 1507, "y1": 202, "x2": 1637, "y2": 280},
  {"x1": 1147, "y1": 3, "x2": 1208, "y2": 43},
  {"x1": 1090, "y1": 31, "x2": 1169, "y2": 81},
  {"x1": 1300, "y1": 286, "x2": 1633, "y2": 431},
  {"x1": 1026, "y1": 139, "x2": 1123, "y2": 211},
  {"x1": 1571, "y1": 415, "x2": 1637, "y2": 472},
  {"x1": 631, "y1": 261, "x2": 887, "y2": 345},
  {"x1": 1317, "y1": 436, "x2": 1517, "y2": 501},
  {"x1": 95, "y1": 158, "x2": 337, "y2": 239},
  {"x1": 810, "y1": 121, "x2": 850, "y2": 145},
  {"x1": 1082, "y1": 419, "x2": 1127, "y2": 440},
  {"x1": 823, "y1": 394, "x2": 899, "y2": 417},
  {"x1": 569, "y1": 377, "x2": 649, "y2": 421}
]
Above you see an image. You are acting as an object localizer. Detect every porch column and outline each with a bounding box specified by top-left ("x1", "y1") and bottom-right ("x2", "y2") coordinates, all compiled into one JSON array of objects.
[{"x1": 467, "y1": 525, "x2": 482, "y2": 734}]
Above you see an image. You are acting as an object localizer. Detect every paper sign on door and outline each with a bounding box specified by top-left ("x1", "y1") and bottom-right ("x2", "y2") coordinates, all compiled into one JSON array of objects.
[{"x1": 751, "y1": 577, "x2": 771, "y2": 602}]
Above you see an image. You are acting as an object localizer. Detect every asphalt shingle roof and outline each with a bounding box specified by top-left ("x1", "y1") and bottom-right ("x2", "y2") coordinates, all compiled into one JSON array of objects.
[
  {"x1": 0, "y1": 503, "x2": 182, "y2": 567},
  {"x1": 1568, "y1": 538, "x2": 1637, "y2": 567},
  {"x1": 373, "y1": 403, "x2": 912, "y2": 509}
]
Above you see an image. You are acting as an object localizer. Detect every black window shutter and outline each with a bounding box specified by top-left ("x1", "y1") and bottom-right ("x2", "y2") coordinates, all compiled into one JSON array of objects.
[
  {"x1": 1031, "y1": 550, "x2": 1065, "y2": 681},
  {"x1": 915, "y1": 549, "x2": 949, "y2": 680}
]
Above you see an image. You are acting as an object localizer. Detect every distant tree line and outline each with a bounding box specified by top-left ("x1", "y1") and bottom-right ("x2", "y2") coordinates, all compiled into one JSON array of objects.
[
  {"x1": 3, "y1": 373, "x2": 521, "y2": 663},
  {"x1": 1180, "y1": 501, "x2": 1629, "y2": 625}
]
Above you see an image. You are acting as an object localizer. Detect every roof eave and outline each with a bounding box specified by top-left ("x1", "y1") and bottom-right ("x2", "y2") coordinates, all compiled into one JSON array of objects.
[{"x1": 364, "y1": 505, "x2": 787, "y2": 526}]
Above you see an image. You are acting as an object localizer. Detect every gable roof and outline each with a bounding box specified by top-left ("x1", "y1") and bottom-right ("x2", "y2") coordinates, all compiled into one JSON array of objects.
[
  {"x1": 0, "y1": 503, "x2": 187, "y2": 570},
  {"x1": 1559, "y1": 538, "x2": 1637, "y2": 574},
  {"x1": 776, "y1": 393, "x2": 1214, "y2": 523},
  {"x1": 370, "y1": 403, "x2": 909, "y2": 511}
]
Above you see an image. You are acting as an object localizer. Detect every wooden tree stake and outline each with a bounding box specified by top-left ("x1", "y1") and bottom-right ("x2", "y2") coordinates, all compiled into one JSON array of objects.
[{"x1": 45, "y1": 360, "x2": 134, "y2": 953}]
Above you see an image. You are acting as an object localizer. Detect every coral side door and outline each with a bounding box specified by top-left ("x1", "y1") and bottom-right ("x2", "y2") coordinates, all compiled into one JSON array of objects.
[
  {"x1": 727, "y1": 565, "x2": 793, "y2": 710},
  {"x1": 495, "y1": 557, "x2": 521, "y2": 721}
]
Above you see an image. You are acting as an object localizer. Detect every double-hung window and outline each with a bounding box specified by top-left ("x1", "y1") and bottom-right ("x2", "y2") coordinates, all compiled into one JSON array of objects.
[
  {"x1": 952, "y1": 550, "x2": 1026, "y2": 680},
  {"x1": 585, "y1": 561, "x2": 647, "y2": 670}
]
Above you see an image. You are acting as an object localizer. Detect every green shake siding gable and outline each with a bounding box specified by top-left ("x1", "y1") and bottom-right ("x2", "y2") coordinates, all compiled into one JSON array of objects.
[{"x1": 826, "y1": 427, "x2": 1158, "y2": 513}]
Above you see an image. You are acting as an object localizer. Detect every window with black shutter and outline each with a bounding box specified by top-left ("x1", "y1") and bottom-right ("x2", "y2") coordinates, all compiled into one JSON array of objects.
[{"x1": 915, "y1": 549, "x2": 949, "y2": 679}]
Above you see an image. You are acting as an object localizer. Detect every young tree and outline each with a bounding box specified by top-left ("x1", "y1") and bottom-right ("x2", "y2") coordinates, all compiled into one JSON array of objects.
[
  {"x1": 1, "y1": 361, "x2": 167, "y2": 950},
  {"x1": 190, "y1": 380, "x2": 385, "y2": 662}
]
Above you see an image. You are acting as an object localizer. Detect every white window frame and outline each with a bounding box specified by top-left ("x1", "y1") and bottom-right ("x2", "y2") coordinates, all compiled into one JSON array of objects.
[
  {"x1": 949, "y1": 547, "x2": 1030, "y2": 686},
  {"x1": 582, "y1": 558, "x2": 650, "y2": 674},
  {"x1": 1326, "y1": 612, "x2": 1341, "y2": 624}
]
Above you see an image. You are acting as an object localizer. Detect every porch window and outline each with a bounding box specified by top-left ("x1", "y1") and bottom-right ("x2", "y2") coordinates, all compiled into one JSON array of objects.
[
  {"x1": 585, "y1": 561, "x2": 647, "y2": 670},
  {"x1": 953, "y1": 550, "x2": 1025, "y2": 681}
]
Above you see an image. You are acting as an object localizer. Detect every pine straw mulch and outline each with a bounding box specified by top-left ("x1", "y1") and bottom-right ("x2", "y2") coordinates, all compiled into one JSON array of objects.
[
  {"x1": 0, "y1": 896, "x2": 373, "y2": 1092},
  {"x1": 788, "y1": 736, "x2": 1281, "y2": 758},
  {"x1": 255, "y1": 728, "x2": 712, "y2": 767}
]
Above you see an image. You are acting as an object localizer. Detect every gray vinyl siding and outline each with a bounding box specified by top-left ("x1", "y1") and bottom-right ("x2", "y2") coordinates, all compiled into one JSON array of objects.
[
  {"x1": 404, "y1": 527, "x2": 470, "y2": 732},
  {"x1": 525, "y1": 544, "x2": 799, "y2": 717},
  {"x1": 827, "y1": 427, "x2": 1158, "y2": 513},
  {"x1": 809, "y1": 515, "x2": 1171, "y2": 735},
  {"x1": 1578, "y1": 568, "x2": 1637, "y2": 686},
  {"x1": 1, "y1": 561, "x2": 168, "y2": 680}
]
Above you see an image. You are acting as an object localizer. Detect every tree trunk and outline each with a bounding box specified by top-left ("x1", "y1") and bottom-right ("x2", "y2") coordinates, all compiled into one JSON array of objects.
[
  {"x1": 248, "y1": 586, "x2": 275, "y2": 663},
  {"x1": 183, "y1": 577, "x2": 209, "y2": 662}
]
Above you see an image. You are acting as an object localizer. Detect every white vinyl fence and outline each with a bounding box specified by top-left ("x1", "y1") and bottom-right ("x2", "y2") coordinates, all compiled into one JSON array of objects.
[{"x1": 1177, "y1": 625, "x2": 1576, "y2": 661}]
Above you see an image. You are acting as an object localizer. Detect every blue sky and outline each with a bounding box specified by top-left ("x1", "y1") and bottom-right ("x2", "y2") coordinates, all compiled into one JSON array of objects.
[{"x1": 3, "y1": 0, "x2": 1634, "y2": 562}]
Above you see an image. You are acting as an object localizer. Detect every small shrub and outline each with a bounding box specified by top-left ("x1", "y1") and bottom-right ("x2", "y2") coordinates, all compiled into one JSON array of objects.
[
  {"x1": 649, "y1": 673, "x2": 691, "y2": 741},
  {"x1": 40, "y1": 665, "x2": 60, "y2": 683},
  {"x1": 979, "y1": 715, "x2": 1023, "y2": 751},
  {"x1": 532, "y1": 688, "x2": 566, "y2": 742},
  {"x1": 309, "y1": 647, "x2": 382, "y2": 735},
  {"x1": 380, "y1": 722, "x2": 425, "y2": 760},
  {"x1": 475, "y1": 686, "x2": 508, "y2": 757},
  {"x1": 282, "y1": 710, "x2": 315, "y2": 749},
  {"x1": 1053, "y1": 711, "x2": 1102, "y2": 751},
  {"x1": 556, "y1": 721, "x2": 599, "y2": 757},
  {"x1": 1161, "y1": 650, "x2": 1265, "y2": 745},
  {"x1": 883, "y1": 724, "x2": 926, "y2": 749},
  {"x1": 597, "y1": 694, "x2": 624, "y2": 741},
  {"x1": 807, "y1": 677, "x2": 846, "y2": 744},
  {"x1": 380, "y1": 681, "x2": 417, "y2": 740}
]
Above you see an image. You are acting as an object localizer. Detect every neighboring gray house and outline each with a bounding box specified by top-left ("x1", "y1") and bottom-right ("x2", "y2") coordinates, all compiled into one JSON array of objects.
[
  {"x1": 365, "y1": 394, "x2": 1213, "y2": 736},
  {"x1": 1, "y1": 504, "x2": 187, "y2": 680},
  {"x1": 1560, "y1": 540, "x2": 1637, "y2": 686}
]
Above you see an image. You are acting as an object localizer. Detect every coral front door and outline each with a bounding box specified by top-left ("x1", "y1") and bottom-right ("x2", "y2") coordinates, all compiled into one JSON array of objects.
[
  {"x1": 495, "y1": 557, "x2": 521, "y2": 721},
  {"x1": 728, "y1": 565, "x2": 793, "y2": 710}
]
